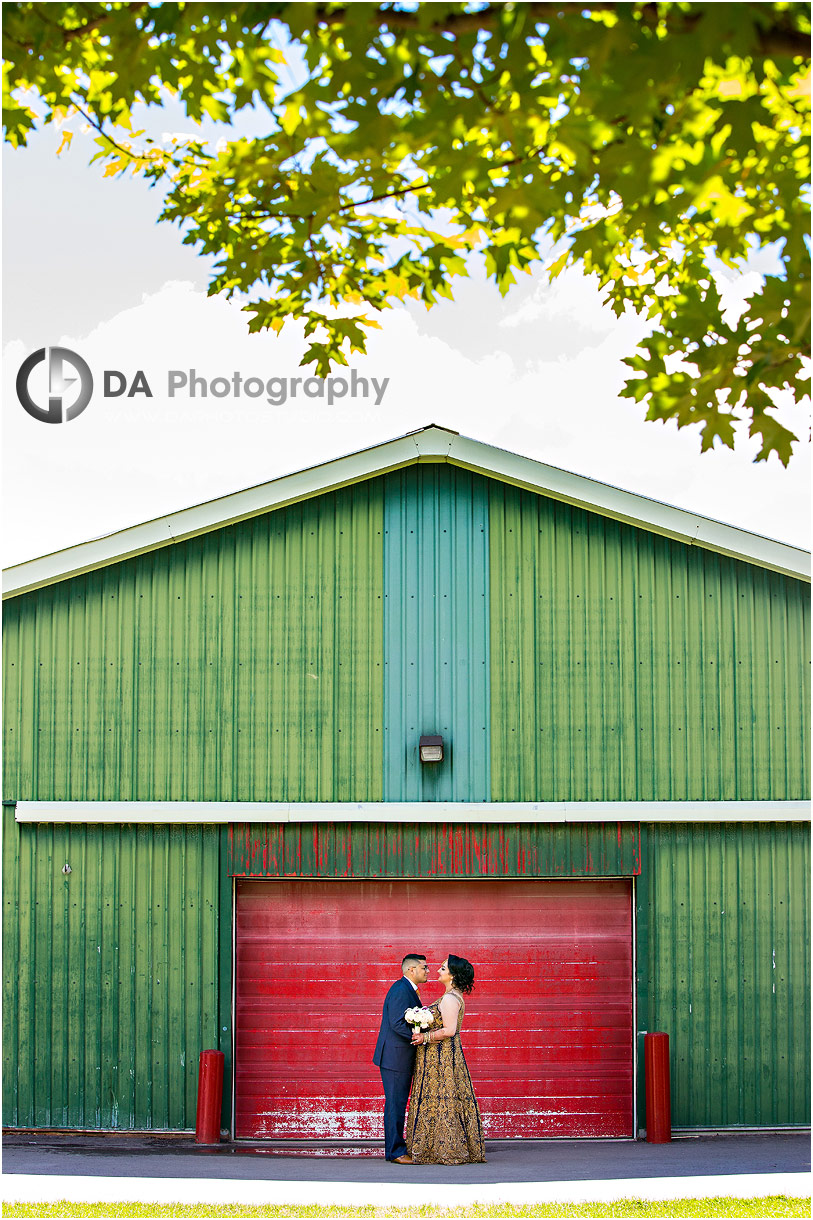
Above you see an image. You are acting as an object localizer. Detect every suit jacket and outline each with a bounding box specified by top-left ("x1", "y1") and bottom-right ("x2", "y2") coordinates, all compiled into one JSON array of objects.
[{"x1": 373, "y1": 976, "x2": 420, "y2": 1073}]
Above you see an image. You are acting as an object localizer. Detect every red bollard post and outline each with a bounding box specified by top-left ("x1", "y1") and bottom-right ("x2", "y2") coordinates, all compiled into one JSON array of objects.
[
  {"x1": 195, "y1": 1049, "x2": 224, "y2": 1144},
  {"x1": 644, "y1": 1032, "x2": 671, "y2": 1143}
]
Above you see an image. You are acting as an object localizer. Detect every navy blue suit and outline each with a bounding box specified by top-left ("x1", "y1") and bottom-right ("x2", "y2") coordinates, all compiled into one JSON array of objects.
[{"x1": 373, "y1": 976, "x2": 419, "y2": 1160}]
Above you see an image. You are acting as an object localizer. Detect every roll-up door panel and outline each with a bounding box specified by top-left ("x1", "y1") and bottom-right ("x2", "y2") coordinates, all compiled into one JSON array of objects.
[{"x1": 235, "y1": 878, "x2": 633, "y2": 1139}]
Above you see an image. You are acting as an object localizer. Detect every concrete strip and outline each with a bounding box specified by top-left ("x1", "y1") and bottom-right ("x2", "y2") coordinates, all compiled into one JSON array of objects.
[{"x1": 3, "y1": 1171, "x2": 811, "y2": 1207}]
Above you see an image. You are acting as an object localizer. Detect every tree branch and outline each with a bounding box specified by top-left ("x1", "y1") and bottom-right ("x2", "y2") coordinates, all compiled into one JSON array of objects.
[
  {"x1": 10, "y1": 2, "x2": 808, "y2": 63},
  {"x1": 313, "y1": 3, "x2": 810, "y2": 60},
  {"x1": 336, "y1": 178, "x2": 432, "y2": 213},
  {"x1": 71, "y1": 100, "x2": 207, "y2": 176},
  {"x1": 12, "y1": 3, "x2": 147, "y2": 49}
]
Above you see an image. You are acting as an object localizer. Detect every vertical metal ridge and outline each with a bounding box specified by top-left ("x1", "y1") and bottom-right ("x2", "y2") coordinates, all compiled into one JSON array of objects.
[{"x1": 489, "y1": 488, "x2": 809, "y2": 801}]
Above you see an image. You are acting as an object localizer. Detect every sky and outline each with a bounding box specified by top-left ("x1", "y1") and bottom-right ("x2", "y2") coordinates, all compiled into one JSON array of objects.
[{"x1": 3, "y1": 97, "x2": 810, "y2": 570}]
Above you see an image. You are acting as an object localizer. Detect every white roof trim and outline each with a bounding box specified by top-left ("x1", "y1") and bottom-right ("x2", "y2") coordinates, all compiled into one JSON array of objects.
[
  {"x1": 12, "y1": 800, "x2": 810, "y2": 824},
  {"x1": 3, "y1": 425, "x2": 809, "y2": 597}
]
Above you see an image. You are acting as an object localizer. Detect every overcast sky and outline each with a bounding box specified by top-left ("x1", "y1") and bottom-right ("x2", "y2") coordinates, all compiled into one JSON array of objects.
[{"x1": 3, "y1": 108, "x2": 810, "y2": 569}]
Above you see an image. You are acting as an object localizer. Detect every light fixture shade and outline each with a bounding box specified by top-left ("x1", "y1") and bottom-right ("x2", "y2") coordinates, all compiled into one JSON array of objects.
[{"x1": 419, "y1": 734, "x2": 443, "y2": 763}]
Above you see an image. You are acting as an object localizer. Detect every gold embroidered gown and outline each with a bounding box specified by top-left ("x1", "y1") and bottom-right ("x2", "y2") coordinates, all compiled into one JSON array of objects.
[{"x1": 405, "y1": 992, "x2": 486, "y2": 1164}]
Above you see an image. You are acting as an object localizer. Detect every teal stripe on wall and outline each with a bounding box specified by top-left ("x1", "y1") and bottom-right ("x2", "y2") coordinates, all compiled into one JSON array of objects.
[{"x1": 383, "y1": 466, "x2": 490, "y2": 800}]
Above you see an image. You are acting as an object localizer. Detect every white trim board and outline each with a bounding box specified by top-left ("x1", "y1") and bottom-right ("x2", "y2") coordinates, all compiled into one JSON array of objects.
[
  {"x1": 12, "y1": 800, "x2": 810, "y2": 824},
  {"x1": 4, "y1": 426, "x2": 809, "y2": 597}
]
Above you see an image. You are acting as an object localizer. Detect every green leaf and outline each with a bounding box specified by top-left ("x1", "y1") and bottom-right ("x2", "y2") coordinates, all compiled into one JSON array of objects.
[{"x1": 2, "y1": 0, "x2": 808, "y2": 462}]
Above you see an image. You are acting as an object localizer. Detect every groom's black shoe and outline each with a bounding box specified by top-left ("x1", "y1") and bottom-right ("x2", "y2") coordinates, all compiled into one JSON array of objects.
[{"x1": 392, "y1": 1155, "x2": 413, "y2": 1164}]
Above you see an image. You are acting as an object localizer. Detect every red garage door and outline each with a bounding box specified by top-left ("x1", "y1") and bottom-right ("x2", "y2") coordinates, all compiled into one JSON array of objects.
[{"x1": 235, "y1": 878, "x2": 633, "y2": 1139}]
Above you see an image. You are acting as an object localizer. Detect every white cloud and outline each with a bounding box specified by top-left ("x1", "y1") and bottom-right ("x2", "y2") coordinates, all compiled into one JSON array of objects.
[
  {"x1": 5, "y1": 61, "x2": 808, "y2": 572},
  {"x1": 3, "y1": 272, "x2": 810, "y2": 568}
]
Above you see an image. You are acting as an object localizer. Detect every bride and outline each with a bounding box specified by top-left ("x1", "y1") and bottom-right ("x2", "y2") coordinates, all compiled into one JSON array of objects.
[{"x1": 404, "y1": 954, "x2": 486, "y2": 1164}]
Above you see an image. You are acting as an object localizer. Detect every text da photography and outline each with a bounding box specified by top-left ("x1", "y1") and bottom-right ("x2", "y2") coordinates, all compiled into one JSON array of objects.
[{"x1": 167, "y1": 367, "x2": 390, "y2": 406}]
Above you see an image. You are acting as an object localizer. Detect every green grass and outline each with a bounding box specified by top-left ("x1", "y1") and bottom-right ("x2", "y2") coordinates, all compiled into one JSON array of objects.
[{"x1": 1, "y1": 1199, "x2": 809, "y2": 1218}]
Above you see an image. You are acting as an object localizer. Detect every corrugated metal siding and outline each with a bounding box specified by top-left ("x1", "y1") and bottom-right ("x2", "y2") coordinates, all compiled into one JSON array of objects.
[
  {"x1": 489, "y1": 485, "x2": 810, "y2": 801},
  {"x1": 228, "y1": 821, "x2": 641, "y2": 878},
  {"x1": 383, "y1": 466, "x2": 490, "y2": 801},
  {"x1": 2, "y1": 808, "x2": 229, "y2": 1129},
  {"x1": 2, "y1": 483, "x2": 384, "y2": 802},
  {"x1": 639, "y1": 821, "x2": 811, "y2": 1127}
]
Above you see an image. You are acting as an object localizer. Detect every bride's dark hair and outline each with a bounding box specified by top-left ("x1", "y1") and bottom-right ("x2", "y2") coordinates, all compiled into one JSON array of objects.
[{"x1": 447, "y1": 954, "x2": 475, "y2": 994}]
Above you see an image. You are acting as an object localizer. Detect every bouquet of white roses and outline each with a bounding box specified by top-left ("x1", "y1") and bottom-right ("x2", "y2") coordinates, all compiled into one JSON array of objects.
[{"x1": 405, "y1": 1005, "x2": 434, "y2": 1035}]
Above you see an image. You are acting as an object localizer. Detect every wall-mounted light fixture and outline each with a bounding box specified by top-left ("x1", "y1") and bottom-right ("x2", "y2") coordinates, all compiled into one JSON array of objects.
[{"x1": 419, "y1": 735, "x2": 444, "y2": 764}]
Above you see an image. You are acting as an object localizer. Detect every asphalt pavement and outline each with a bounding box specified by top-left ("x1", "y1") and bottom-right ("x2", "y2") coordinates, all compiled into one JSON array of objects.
[
  {"x1": 2, "y1": 1132, "x2": 810, "y2": 1209},
  {"x1": 3, "y1": 1131, "x2": 810, "y2": 1185}
]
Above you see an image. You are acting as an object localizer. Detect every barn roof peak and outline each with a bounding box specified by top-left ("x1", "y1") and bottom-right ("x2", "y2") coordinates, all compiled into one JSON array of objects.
[{"x1": 3, "y1": 424, "x2": 809, "y2": 597}]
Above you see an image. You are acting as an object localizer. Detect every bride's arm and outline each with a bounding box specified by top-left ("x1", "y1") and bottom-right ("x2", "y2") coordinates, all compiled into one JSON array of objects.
[{"x1": 422, "y1": 994, "x2": 460, "y2": 1045}]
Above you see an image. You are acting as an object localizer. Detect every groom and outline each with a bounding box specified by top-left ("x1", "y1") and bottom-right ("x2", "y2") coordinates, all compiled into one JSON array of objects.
[{"x1": 373, "y1": 953, "x2": 429, "y2": 1163}]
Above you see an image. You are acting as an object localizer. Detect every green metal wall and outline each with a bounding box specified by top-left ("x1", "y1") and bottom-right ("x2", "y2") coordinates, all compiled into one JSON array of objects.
[
  {"x1": 228, "y1": 821, "x2": 641, "y2": 878},
  {"x1": 4, "y1": 473, "x2": 808, "y2": 806},
  {"x1": 636, "y1": 821, "x2": 811, "y2": 1129},
  {"x1": 4, "y1": 810, "x2": 809, "y2": 1129},
  {"x1": 3, "y1": 467, "x2": 810, "y2": 1132},
  {"x1": 3, "y1": 483, "x2": 384, "y2": 803},
  {"x1": 383, "y1": 466, "x2": 490, "y2": 800},
  {"x1": 2, "y1": 807, "x2": 231, "y2": 1129},
  {"x1": 489, "y1": 484, "x2": 810, "y2": 801}
]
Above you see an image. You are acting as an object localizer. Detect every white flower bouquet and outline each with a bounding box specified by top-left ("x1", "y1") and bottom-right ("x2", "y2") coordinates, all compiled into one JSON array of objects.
[{"x1": 405, "y1": 1005, "x2": 434, "y2": 1035}]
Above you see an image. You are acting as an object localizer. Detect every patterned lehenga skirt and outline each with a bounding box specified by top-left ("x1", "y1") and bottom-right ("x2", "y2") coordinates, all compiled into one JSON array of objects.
[{"x1": 405, "y1": 1001, "x2": 486, "y2": 1164}]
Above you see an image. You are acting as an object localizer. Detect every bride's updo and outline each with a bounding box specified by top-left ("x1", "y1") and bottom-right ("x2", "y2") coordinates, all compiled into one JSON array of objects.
[{"x1": 448, "y1": 954, "x2": 475, "y2": 994}]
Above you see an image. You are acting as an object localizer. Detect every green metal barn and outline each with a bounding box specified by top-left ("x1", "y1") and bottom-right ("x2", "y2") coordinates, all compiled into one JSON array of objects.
[{"x1": 3, "y1": 426, "x2": 809, "y2": 1138}]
